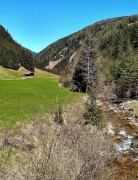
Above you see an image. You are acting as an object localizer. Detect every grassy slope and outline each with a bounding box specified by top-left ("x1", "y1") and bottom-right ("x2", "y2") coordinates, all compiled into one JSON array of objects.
[
  {"x1": 18, "y1": 66, "x2": 58, "y2": 78},
  {"x1": 0, "y1": 65, "x2": 58, "y2": 80},
  {"x1": 0, "y1": 77, "x2": 80, "y2": 127},
  {"x1": 128, "y1": 101, "x2": 138, "y2": 115},
  {"x1": 34, "y1": 68, "x2": 59, "y2": 78},
  {"x1": 0, "y1": 66, "x2": 23, "y2": 79}
]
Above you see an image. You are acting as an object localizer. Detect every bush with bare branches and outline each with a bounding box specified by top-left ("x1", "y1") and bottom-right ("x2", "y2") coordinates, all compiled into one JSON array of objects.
[{"x1": 0, "y1": 105, "x2": 115, "y2": 180}]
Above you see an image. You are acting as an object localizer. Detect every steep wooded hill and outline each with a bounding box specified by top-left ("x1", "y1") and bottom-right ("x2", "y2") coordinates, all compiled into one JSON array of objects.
[
  {"x1": 36, "y1": 14, "x2": 138, "y2": 98},
  {"x1": 0, "y1": 25, "x2": 34, "y2": 71}
]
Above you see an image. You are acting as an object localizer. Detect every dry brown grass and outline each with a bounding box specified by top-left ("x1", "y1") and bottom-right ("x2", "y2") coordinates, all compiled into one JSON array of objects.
[{"x1": 0, "y1": 103, "x2": 115, "y2": 180}]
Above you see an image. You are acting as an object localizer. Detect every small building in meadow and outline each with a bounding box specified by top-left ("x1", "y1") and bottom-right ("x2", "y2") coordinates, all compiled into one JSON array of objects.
[{"x1": 18, "y1": 66, "x2": 34, "y2": 76}]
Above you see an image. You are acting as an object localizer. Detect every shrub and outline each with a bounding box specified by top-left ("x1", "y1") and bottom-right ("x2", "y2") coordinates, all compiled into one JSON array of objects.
[
  {"x1": 84, "y1": 94, "x2": 105, "y2": 129},
  {"x1": 0, "y1": 117, "x2": 114, "y2": 179}
]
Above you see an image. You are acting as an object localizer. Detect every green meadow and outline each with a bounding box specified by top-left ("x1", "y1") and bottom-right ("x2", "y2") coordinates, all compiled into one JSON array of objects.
[
  {"x1": 0, "y1": 66, "x2": 23, "y2": 80},
  {"x1": 0, "y1": 76, "x2": 80, "y2": 128}
]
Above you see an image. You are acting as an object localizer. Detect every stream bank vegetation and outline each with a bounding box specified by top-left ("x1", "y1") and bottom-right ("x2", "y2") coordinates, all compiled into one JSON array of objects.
[{"x1": 0, "y1": 101, "x2": 115, "y2": 180}]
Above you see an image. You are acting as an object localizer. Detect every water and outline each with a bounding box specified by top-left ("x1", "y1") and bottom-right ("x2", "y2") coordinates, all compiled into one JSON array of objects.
[
  {"x1": 115, "y1": 128, "x2": 134, "y2": 152},
  {"x1": 133, "y1": 156, "x2": 138, "y2": 161},
  {"x1": 115, "y1": 138, "x2": 133, "y2": 152},
  {"x1": 118, "y1": 128, "x2": 127, "y2": 136}
]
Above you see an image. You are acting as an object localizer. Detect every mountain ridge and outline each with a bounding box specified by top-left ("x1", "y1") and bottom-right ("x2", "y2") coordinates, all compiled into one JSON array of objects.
[
  {"x1": 36, "y1": 14, "x2": 138, "y2": 98},
  {"x1": 35, "y1": 15, "x2": 127, "y2": 72},
  {"x1": 0, "y1": 25, "x2": 34, "y2": 72}
]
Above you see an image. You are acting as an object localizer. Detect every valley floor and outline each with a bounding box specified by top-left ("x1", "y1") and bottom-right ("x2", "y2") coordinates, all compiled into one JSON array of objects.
[
  {"x1": 0, "y1": 86, "x2": 137, "y2": 179},
  {"x1": 0, "y1": 77, "x2": 81, "y2": 128},
  {"x1": 0, "y1": 67, "x2": 138, "y2": 179}
]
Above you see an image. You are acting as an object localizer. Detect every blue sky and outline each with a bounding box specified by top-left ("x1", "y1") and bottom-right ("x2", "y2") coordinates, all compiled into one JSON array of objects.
[{"x1": 0, "y1": 0, "x2": 138, "y2": 52}]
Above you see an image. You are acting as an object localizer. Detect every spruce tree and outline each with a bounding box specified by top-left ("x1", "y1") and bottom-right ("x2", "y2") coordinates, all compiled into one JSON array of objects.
[
  {"x1": 72, "y1": 34, "x2": 97, "y2": 93},
  {"x1": 72, "y1": 34, "x2": 104, "y2": 128}
]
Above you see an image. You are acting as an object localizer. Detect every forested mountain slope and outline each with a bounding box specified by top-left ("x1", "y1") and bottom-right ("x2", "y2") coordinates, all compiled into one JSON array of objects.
[
  {"x1": 36, "y1": 14, "x2": 138, "y2": 98},
  {"x1": 0, "y1": 25, "x2": 34, "y2": 71}
]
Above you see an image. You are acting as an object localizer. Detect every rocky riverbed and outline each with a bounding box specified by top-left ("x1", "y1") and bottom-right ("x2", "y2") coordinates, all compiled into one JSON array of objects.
[{"x1": 103, "y1": 99, "x2": 138, "y2": 179}]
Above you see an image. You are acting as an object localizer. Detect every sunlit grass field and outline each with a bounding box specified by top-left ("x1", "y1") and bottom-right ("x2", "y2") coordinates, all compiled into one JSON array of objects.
[
  {"x1": 0, "y1": 77, "x2": 80, "y2": 127},
  {"x1": 0, "y1": 66, "x2": 23, "y2": 79}
]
